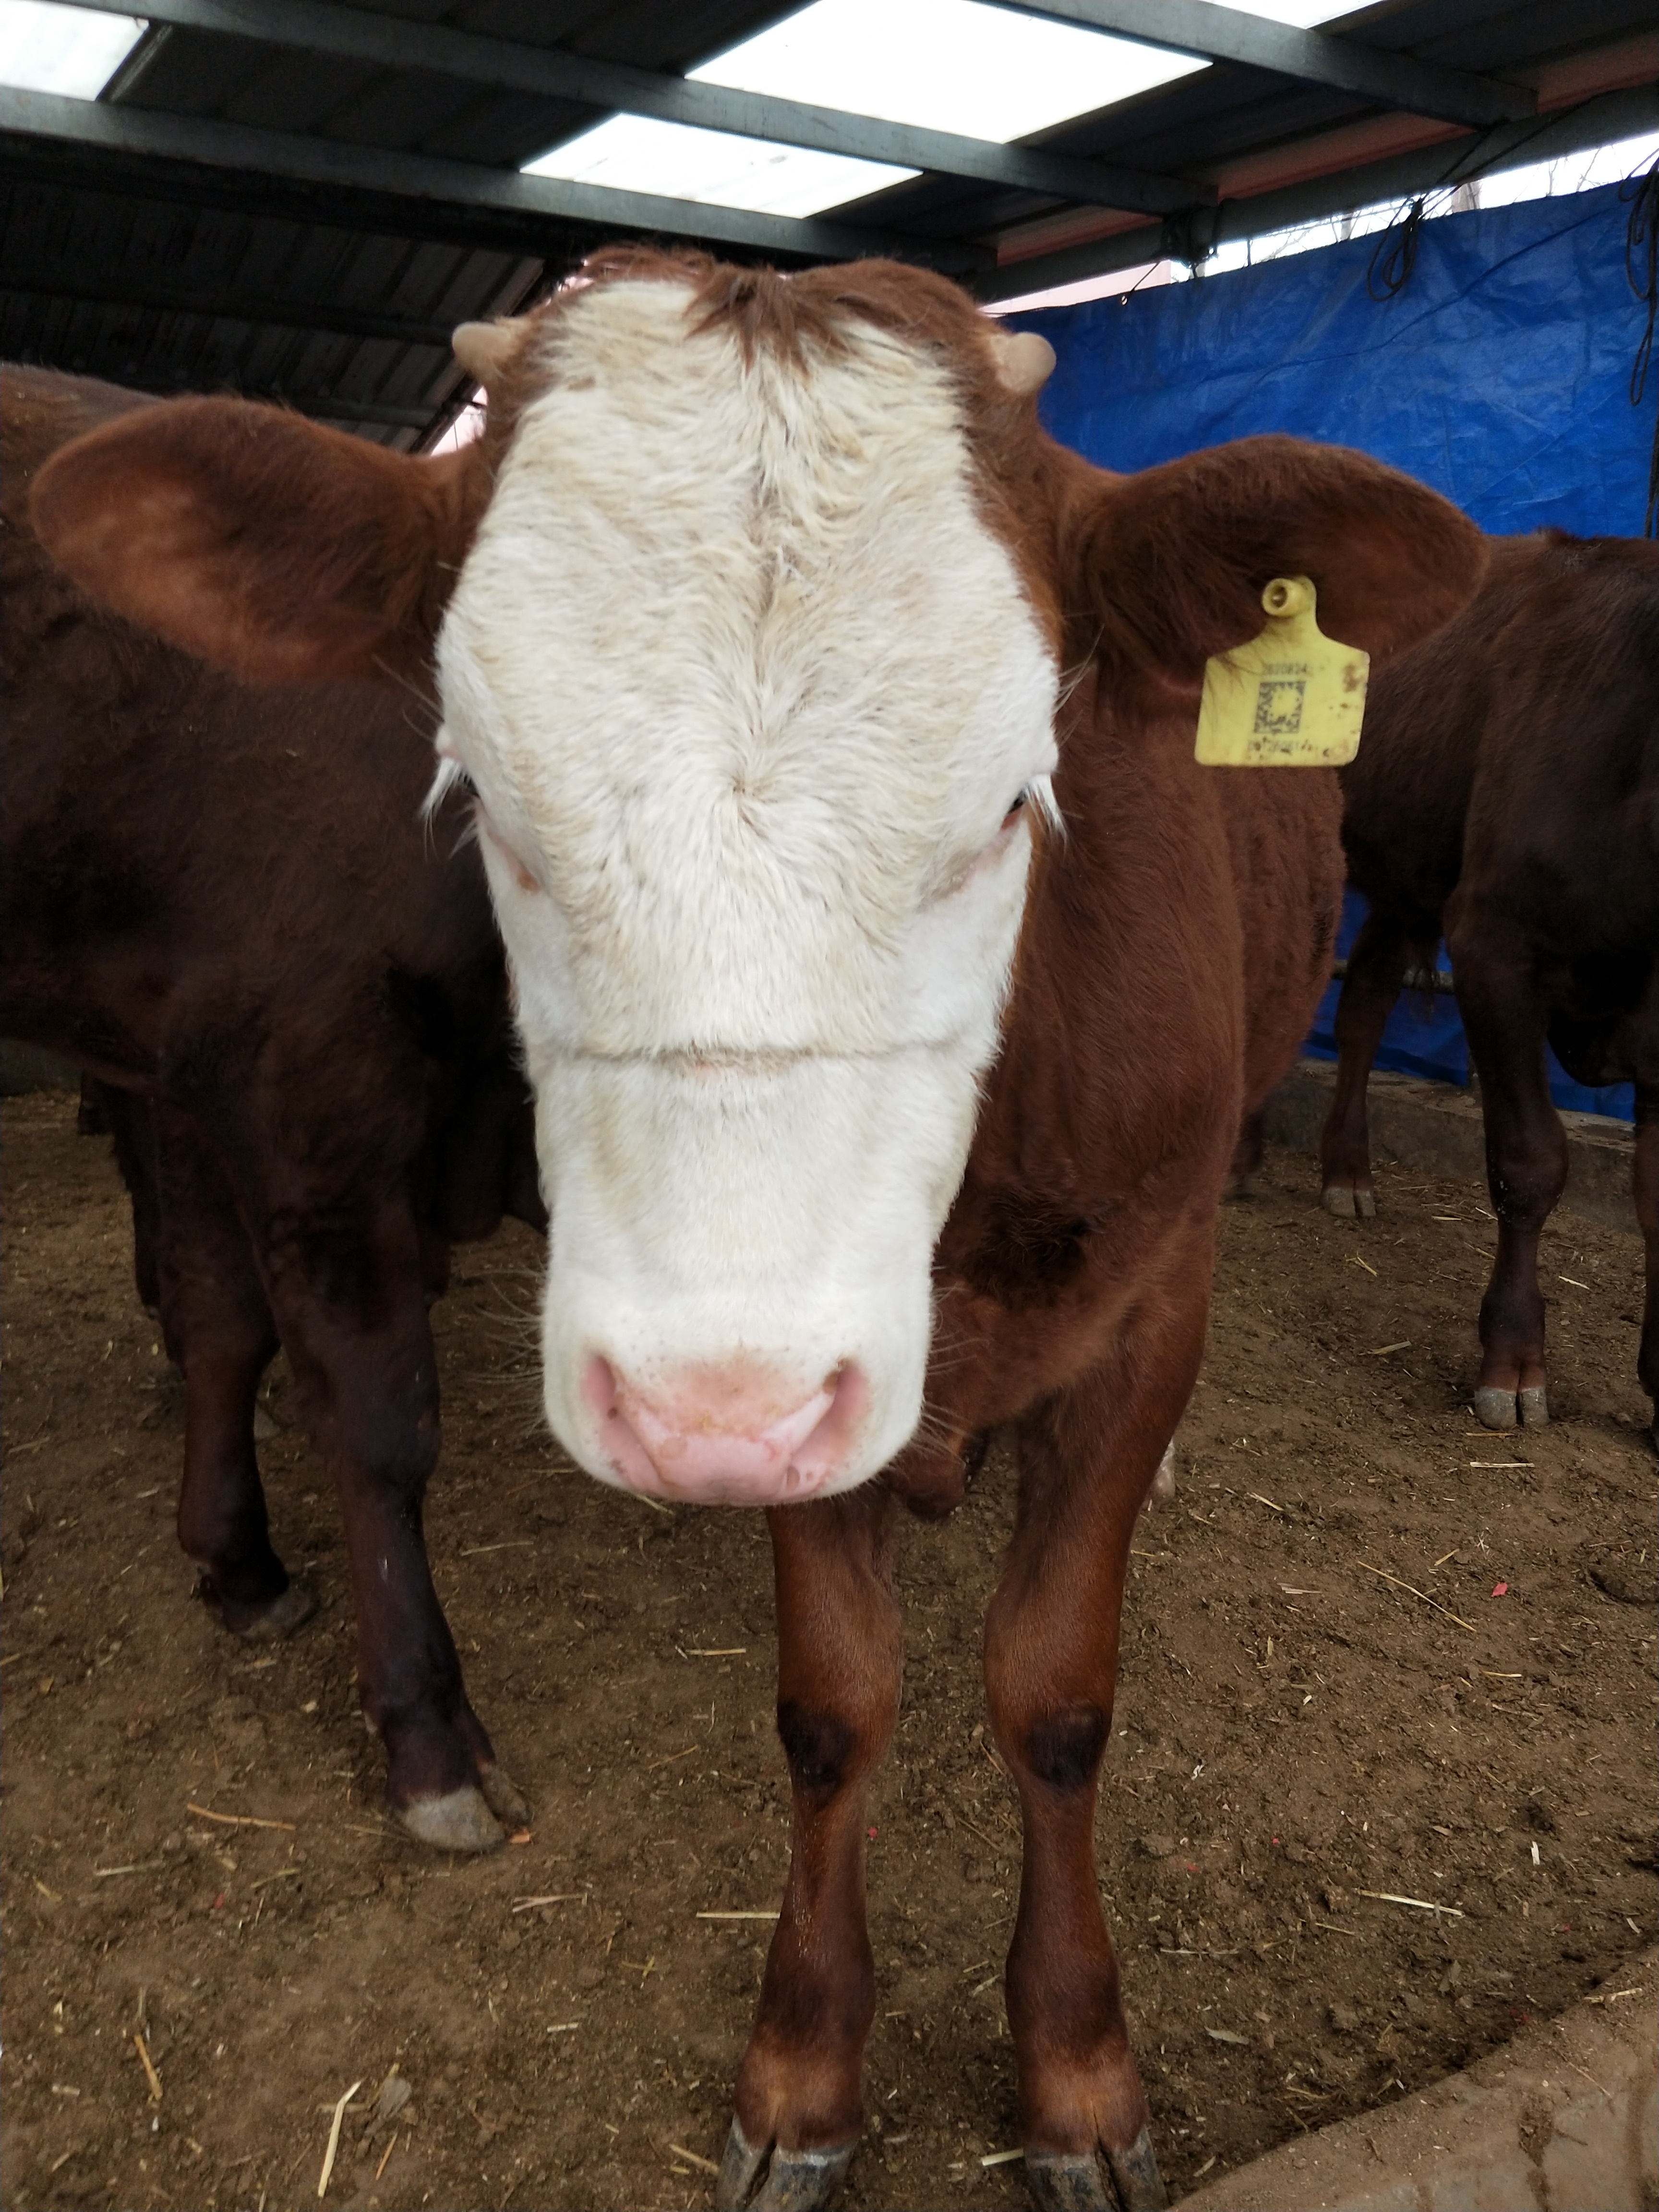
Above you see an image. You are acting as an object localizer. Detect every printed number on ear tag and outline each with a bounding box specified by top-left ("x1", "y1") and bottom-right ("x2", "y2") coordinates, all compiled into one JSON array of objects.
[{"x1": 1195, "y1": 576, "x2": 1368, "y2": 767}]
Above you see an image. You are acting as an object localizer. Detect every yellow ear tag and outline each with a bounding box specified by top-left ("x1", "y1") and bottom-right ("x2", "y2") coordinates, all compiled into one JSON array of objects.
[{"x1": 1194, "y1": 575, "x2": 1368, "y2": 767}]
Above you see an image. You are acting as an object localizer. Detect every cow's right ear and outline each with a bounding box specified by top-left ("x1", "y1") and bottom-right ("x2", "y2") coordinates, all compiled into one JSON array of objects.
[{"x1": 29, "y1": 397, "x2": 487, "y2": 685}]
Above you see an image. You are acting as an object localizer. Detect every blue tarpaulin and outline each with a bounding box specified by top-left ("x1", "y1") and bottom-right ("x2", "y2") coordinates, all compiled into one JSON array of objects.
[{"x1": 1012, "y1": 180, "x2": 1651, "y2": 1119}]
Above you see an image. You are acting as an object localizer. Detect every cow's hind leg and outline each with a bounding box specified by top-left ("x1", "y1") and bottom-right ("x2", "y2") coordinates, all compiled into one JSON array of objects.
[
  {"x1": 1447, "y1": 916, "x2": 1567, "y2": 1429},
  {"x1": 985, "y1": 1269, "x2": 1208, "y2": 2212},
  {"x1": 264, "y1": 1196, "x2": 525, "y2": 1851},
  {"x1": 107, "y1": 1096, "x2": 308, "y2": 1638},
  {"x1": 1319, "y1": 909, "x2": 1414, "y2": 1218},
  {"x1": 720, "y1": 1488, "x2": 901, "y2": 2212}
]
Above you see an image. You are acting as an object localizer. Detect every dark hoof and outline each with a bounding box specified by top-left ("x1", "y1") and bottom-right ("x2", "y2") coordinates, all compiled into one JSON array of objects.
[
  {"x1": 1321, "y1": 1184, "x2": 1376, "y2": 1220},
  {"x1": 479, "y1": 1760, "x2": 529, "y2": 1829},
  {"x1": 395, "y1": 1784, "x2": 505, "y2": 1853},
  {"x1": 1473, "y1": 1386, "x2": 1518, "y2": 1432},
  {"x1": 228, "y1": 1577, "x2": 318, "y2": 1643},
  {"x1": 1026, "y1": 2128, "x2": 1167, "y2": 2212},
  {"x1": 715, "y1": 2116, "x2": 857, "y2": 2212},
  {"x1": 1518, "y1": 1385, "x2": 1549, "y2": 1427},
  {"x1": 1106, "y1": 2129, "x2": 1168, "y2": 2212}
]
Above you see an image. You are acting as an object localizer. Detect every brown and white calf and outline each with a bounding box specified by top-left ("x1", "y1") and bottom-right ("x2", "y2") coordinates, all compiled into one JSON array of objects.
[{"x1": 33, "y1": 253, "x2": 1482, "y2": 2212}]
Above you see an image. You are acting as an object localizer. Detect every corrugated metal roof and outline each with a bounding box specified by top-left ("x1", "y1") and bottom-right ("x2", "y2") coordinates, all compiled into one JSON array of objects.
[{"x1": 1, "y1": 0, "x2": 1654, "y2": 448}]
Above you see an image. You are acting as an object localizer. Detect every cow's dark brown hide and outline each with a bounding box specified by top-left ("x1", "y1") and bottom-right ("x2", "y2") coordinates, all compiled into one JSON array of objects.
[
  {"x1": 3, "y1": 364, "x2": 544, "y2": 1853},
  {"x1": 1318, "y1": 530, "x2": 1658, "y2": 1439}
]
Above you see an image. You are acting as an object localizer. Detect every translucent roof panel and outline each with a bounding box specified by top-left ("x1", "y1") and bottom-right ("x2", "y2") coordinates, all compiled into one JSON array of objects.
[
  {"x1": 524, "y1": 0, "x2": 1362, "y2": 220},
  {"x1": 689, "y1": 0, "x2": 1206, "y2": 144},
  {"x1": 522, "y1": 111, "x2": 915, "y2": 221},
  {"x1": 0, "y1": 0, "x2": 144, "y2": 97}
]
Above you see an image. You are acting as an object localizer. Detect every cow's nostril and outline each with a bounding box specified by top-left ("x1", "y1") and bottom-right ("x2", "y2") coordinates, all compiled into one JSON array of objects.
[
  {"x1": 791, "y1": 1362, "x2": 867, "y2": 1481},
  {"x1": 581, "y1": 1354, "x2": 661, "y2": 1492},
  {"x1": 581, "y1": 1353, "x2": 622, "y2": 1420}
]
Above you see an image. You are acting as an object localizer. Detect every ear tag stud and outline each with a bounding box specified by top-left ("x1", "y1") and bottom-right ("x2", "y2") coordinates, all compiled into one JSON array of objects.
[{"x1": 1195, "y1": 576, "x2": 1368, "y2": 767}]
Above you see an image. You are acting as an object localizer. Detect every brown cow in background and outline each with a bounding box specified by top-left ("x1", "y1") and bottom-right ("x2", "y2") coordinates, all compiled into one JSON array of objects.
[
  {"x1": 29, "y1": 257, "x2": 1483, "y2": 2212},
  {"x1": 1319, "y1": 533, "x2": 1658, "y2": 1443},
  {"x1": 3, "y1": 365, "x2": 543, "y2": 1853}
]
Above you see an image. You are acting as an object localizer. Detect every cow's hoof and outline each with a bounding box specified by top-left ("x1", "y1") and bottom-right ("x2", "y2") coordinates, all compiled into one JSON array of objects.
[
  {"x1": 1518, "y1": 1385, "x2": 1549, "y2": 1427},
  {"x1": 715, "y1": 2116, "x2": 857, "y2": 2212},
  {"x1": 228, "y1": 1577, "x2": 318, "y2": 1643},
  {"x1": 1107, "y1": 2129, "x2": 1169, "y2": 2212},
  {"x1": 395, "y1": 1784, "x2": 505, "y2": 1853},
  {"x1": 1321, "y1": 1184, "x2": 1376, "y2": 1220},
  {"x1": 1026, "y1": 2128, "x2": 1167, "y2": 2212},
  {"x1": 1473, "y1": 1386, "x2": 1518, "y2": 1431},
  {"x1": 479, "y1": 1759, "x2": 529, "y2": 1829}
]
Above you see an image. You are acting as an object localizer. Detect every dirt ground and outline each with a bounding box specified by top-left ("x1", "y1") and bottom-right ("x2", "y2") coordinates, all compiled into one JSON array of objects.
[{"x1": 2, "y1": 1089, "x2": 1655, "y2": 2212}]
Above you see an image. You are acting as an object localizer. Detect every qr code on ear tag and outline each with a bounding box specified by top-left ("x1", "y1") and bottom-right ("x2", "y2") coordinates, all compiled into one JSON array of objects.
[{"x1": 1252, "y1": 678, "x2": 1306, "y2": 735}]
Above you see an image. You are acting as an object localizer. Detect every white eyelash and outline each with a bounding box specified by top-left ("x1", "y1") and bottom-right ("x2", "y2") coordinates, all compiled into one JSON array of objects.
[
  {"x1": 1028, "y1": 772, "x2": 1065, "y2": 839},
  {"x1": 421, "y1": 751, "x2": 468, "y2": 824}
]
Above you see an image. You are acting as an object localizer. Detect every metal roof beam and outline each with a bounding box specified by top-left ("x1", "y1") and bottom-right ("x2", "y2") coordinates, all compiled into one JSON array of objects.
[
  {"x1": 991, "y1": 1, "x2": 1537, "y2": 129},
  {"x1": 0, "y1": 132, "x2": 598, "y2": 262},
  {"x1": 0, "y1": 85, "x2": 987, "y2": 269},
  {"x1": 2, "y1": 267, "x2": 461, "y2": 347},
  {"x1": 45, "y1": 0, "x2": 1203, "y2": 218},
  {"x1": 979, "y1": 79, "x2": 1657, "y2": 302}
]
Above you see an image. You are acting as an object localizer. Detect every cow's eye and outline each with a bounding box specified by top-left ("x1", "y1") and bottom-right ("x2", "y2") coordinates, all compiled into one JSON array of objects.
[{"x1": 1003, "y1": 774, "x2": 1061, "y2": 841}]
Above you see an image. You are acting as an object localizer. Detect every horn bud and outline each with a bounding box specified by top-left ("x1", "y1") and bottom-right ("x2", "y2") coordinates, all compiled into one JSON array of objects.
[
  {"x1": 990, "y1": 328, "x2": 1056, "y2": 397},
  {"x1": 451, "y1": 317, "x2": 529, "y2": 389}
]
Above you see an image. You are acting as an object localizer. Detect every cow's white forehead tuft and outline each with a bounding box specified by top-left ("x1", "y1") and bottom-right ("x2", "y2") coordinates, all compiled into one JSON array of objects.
[{"x1": 438, "y1": 276, "x2": 1058, "y2": 1060}]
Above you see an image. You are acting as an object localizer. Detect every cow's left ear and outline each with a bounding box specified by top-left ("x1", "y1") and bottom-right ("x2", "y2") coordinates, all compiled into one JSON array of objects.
[
  {"x1": 30, "y1": 397, "x2": 487, "y2": 685},
  {"x1": 1066, "y1": 434, "x2": 1485, "y2": 691}
]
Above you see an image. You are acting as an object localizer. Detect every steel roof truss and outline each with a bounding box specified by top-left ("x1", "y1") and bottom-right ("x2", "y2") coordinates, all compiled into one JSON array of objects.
[
  {"x1": 45, "y1": 0, "x2": 1206, "y2": 218},
  {"x1": 4, "y1": 264, "x2": 460, "y2": 347},
  {"x1": 980, "y1": 79, "x2": 1656, "y2": 301},
  {"x1": 0, "y1": 84, "x2": 987, "y2": 267},
  {"x1": 989, "y1": 0, "x2": 1537, "y2": 130}
]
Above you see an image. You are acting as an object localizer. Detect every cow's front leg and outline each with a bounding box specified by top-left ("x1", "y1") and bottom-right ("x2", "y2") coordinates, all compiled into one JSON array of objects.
[
  {"x1": 986, "y1": 1294, "x2": 1206, "y2": 2212},
  {"x1": 720, "y1": 1488, "x2": 901, "y2": 2212},
  {"x1": 264, "y1": 1198, "x2": 526, "y2": 1851}
]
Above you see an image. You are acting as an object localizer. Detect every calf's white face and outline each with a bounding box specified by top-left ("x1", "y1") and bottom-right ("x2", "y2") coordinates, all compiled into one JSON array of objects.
[{"x1": 436, "y1": 280, "x2": 1058, "y2": 1505}]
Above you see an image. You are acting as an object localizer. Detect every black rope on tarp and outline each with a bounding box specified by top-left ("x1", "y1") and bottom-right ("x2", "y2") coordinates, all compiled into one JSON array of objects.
[
  {"x1": 1621, "y1": 154, "x2": 1659, "y2": 537},
  {"x1": 1364, "y1": 94, "x2": 1599, "y2": 306},
  {"x1": 1365, "y1": 196, "x2": 1428, "y2": 300}
]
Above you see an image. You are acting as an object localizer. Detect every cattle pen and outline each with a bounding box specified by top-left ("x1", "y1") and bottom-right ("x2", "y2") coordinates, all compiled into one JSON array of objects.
[
  {"x1": 3, "y1": 1096, "x2": 1654, "y2": 2208},
  {"x1": 4, "y1": 4, "x2": 1658, "y2": 2211}
]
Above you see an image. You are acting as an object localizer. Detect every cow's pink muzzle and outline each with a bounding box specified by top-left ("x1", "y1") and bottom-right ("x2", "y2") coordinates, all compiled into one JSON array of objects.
[{"x1": 581, "y1": 1356, "x2": 866, "y2": 1506}]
